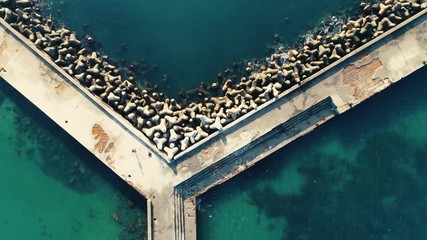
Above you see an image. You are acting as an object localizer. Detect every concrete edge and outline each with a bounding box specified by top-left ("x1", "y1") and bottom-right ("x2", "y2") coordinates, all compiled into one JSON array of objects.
[
  {"x1": 172, "y1": 8, "x2": 427, "y2": 161},
  {"x1": 0, "y1": 6, "x2": 425, "y2": 164},
  {"x1": 147, "y1": 199, "x2": 153, "y2": 240},
  {"x1": 0, "y1": 17, "x2": 172, "y2": 162}
]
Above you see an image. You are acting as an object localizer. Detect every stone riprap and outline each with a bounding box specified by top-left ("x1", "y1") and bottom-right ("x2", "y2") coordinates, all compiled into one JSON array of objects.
[{"x1": 0, "y1": 0, "x2": 425, "y2": 160}]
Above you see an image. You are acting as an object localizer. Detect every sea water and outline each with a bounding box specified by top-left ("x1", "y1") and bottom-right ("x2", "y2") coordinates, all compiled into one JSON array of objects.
[
  {"x1": 41, "y1": 0, "x2": 359, "y2": 94},
  {"x1": 0, "y1": 82, "x2": 147, "y2": 239},
  {"x1": 198, "y1": 67, "x2": 427, "y2": 240},
  {"x1": 2, "y1": 0, "x2": 426, "y2": 239}
]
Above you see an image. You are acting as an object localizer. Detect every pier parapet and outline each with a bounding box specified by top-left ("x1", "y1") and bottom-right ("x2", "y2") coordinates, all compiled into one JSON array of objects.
[
  {"x1": 0, "y1": 1, "x2": 426, "y2": 239},
  {"x1": 0, "y1": 0, "x2": 425, "y2": 161}
]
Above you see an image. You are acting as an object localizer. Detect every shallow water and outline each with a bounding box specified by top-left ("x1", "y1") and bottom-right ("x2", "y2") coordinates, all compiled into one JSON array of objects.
[
  {"x1": 2, "y1": 0, "x2": 427, "y2": 239},
  {"x1": 0, "y1": 81, "x2": 147, "y2": 240},
  {"x1": 198, "y1": 67, "x2": 427, "y2": 240}
]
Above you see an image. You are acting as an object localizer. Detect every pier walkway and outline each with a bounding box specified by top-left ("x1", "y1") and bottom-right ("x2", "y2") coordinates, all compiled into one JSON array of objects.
[{"x1": 0, "y1": 8, "x2": 426, "y2": 240}]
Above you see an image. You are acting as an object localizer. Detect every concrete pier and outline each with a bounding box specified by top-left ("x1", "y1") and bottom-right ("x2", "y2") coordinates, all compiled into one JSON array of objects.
[{"x1": 0, "y1": 7, "x2": 426, "y2": 240}]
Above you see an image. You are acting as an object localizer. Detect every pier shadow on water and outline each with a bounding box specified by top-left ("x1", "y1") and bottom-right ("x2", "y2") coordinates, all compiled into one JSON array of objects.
[
  {"x1": 0, "y1": 78, "x2": 147, "y2": 240},
  {"x1": 198, "y1": 67, "x2": 427, "y2": 240}
]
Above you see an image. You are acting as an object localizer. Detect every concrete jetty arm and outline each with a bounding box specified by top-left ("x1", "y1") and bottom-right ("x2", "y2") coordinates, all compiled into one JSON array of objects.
[
  {"x1": 0, "y1": 4, "x2": 425, "y2": 240},
  {"x1": 0, "y1": 13, "x2": 179, "y2": 239},
  {"x1": 174, "y1": 9, "x2": 427, "y2": 239},
  {"x1": 176, "y1": 9, "x2": 427, "y2": 191}
]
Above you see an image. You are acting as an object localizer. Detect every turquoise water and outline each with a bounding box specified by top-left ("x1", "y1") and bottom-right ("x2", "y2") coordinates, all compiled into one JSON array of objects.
[
  {"x1": 0, "y1": 81, "x2": 147, "y2": 240},
  {"x1": 3, "y1": 0, "x2": 427, "y2": 239},
  {"x1": 198, "y1": 67, "x2": 427, "y2": 240}
]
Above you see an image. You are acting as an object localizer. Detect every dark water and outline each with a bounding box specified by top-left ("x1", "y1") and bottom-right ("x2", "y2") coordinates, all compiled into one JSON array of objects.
[
  {"x1": 43, "y1": 0, "x2": 358, "y2": 94},
  {"x1": 198, "y1": 67, "x2": 427, "y2": 240}
]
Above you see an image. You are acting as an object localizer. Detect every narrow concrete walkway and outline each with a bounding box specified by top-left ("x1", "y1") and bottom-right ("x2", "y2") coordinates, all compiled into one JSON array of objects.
[{"x1": 0, "y1": 9, "x2": 425, "y2": 240}]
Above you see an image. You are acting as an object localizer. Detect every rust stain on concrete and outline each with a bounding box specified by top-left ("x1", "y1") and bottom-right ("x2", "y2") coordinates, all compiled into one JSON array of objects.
[
  {"x1": 357, "y1": 51, "x2": 371, "y2": 61},
  {"x1": 342, "y1": 58, "x2": 384, "y2": 101},
  {"x1": 92, "y1": 124, "x2": 115, "y2": 154},
  {"x1": 54, "y1": 82, "x2": 67, "y2": 95},
  {"x1": 105, "y1": 142, "x2": 115, "y2": 153}
]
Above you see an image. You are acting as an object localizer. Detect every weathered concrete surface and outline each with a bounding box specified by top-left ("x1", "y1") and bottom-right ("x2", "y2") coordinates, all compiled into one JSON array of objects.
[
  {"x1": 176, "y1": 9, "x2": 427, "y2": 239},
  {"x1": 0, "y1": 8, "x2": 425, "y2": 240},
  {"x1": 0, "y1": 16, "x2": 179, "y2": 240}
]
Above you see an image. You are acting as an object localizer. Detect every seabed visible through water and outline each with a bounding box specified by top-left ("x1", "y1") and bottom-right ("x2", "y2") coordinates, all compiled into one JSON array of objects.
[
  {"x1": 0, "y1": 79, "x2": 148, "y2": 239},
  {"x1": 198, "y1": 66, "x2": 427, "y2": 240},
  {"x1": 1, "y1": 0, "x2": 427, "y2": 239}
]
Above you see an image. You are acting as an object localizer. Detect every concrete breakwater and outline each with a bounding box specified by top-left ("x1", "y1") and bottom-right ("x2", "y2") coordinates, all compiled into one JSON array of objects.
[
  {"x1": 0, "y1": 2, "x2": 426, "y2": 238},
  {"x1": 0, "y1": 0, "x2": 425, "y2": 161}
]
